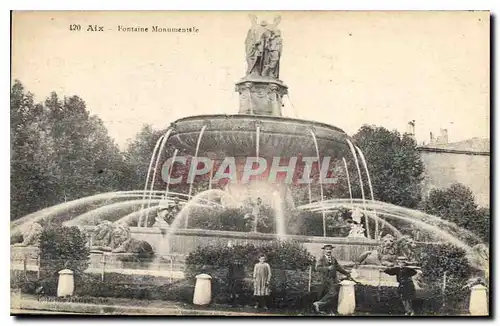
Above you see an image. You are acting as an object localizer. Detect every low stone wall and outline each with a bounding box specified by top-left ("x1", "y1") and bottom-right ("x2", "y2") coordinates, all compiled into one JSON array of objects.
[
  {"x1": 118, "y1": 227, "x2": 379, "y2": 262},
  {"x1": 11, "y1": 229, "x2": 380, "y2": 281}
]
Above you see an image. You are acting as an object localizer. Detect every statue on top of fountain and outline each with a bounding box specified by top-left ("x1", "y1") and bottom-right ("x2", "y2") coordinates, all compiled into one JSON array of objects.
[{"x1": 245, "y1": 14, "x2": 283, "y2": 79}]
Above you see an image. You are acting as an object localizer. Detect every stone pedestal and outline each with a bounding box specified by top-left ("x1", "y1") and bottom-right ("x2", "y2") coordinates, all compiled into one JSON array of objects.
[
  {"x1": 469, "y1": 284, "x2": 488, "y2": 316},
  {"x1": 193, "y1": 273, "x2": 212, "y2": 305},
  {"x1": 235, "y1": 76, "x2": 288, "y2": 116},
  {"x1": 337, "y1": 280, "x2": 356, "y2": 315},
  {"x1": 57, "y1": 269, "x2": 74, "y2": 297}
]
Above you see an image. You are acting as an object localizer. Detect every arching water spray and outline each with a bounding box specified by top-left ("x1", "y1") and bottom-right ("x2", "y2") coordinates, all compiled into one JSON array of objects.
[
  {"x1": 12, "y1": 191, "x2": 165, "y2": 235},
  {"x1": 139, "y1": 135, "x2": 165, "y2": 227},
  {"x1": 356, "y1": 146, "x2": 380, "y2": 239},
  {"x1": 309, "y1": 129, "x2": 326, "y2": 237},
  {"x1": 145, "y1": 129, "x2": 174, "y2": 227},
  {"x1": 300, "y1": 201, "x2": 402, "y2": 238},
  {"x1": 65, "y1": 199, "x2": 162, "y2": 227},
  {"x1": 186, "y1": 125, "x2": 208, "y2": 228},
  {"x1": 165, "y1": 189, "x2": 238, "y2": 253},
  {"x1": 272, "y1": 188, "x2": 287, "y2": 240},
  {"x1": 345, "y1": 138, "x2": 369, "y2": 238},
  {"x1": 164, "y1": 148, "x2": 179, "y2": 200},
  {"x1": 342, "y1": 157, "x2": 354, "y2": 210},
  {"x1": 299, "y1": 198, "x2": 482, "y2": 246}
]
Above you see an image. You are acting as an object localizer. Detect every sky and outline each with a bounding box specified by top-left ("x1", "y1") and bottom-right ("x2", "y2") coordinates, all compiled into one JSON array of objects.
[{"x1": 11, "y1": 11, "x2": 490, "y2": 149}]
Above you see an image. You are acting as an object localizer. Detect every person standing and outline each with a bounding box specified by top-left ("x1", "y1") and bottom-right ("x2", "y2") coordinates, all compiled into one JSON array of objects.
[
  {"x1": 313, "y1": 244, "x2": 352, "y2": 315},
  {"x1": 253, "y1": 254, "x2": 272, "y2": 309},
  {"x1": 381, "y1": 256, "x2": 418, "y2": 316},
  {"x1": 227, "y1": 259, "x2": 246, "y2": 307}
]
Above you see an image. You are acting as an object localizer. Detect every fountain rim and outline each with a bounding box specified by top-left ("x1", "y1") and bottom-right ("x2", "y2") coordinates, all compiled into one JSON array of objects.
[{"x1": 170, "y1": 114, "x2": 348, "y2": 135}]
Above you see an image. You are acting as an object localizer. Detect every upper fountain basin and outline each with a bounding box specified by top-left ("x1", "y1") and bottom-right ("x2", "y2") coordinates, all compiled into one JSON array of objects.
[{"x1": 167, "y1": 114, "x2": 352, "y2": 158}]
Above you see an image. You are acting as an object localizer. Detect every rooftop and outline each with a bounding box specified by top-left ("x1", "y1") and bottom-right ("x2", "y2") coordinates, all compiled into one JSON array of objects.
[{"x1": 418, "y1": 137, "x2": 490, "y2": 155}]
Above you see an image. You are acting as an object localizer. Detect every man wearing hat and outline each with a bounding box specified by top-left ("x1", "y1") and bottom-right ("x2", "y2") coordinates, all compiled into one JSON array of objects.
[
  {"x1": 381, "y1": 256, "x2": 418, "y2": 316},
  {"x1": 313, "y1": 244, "x2": 353, "y2": 314}
]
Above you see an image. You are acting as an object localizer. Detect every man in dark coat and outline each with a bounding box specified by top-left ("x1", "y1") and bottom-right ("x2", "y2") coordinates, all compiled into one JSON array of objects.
[
  {"x1": 313, "y1": 244, "x2": 352, "y2": 314},
  {"x1": 382, "y1": 256, "x2": 418, "y2": 315}
]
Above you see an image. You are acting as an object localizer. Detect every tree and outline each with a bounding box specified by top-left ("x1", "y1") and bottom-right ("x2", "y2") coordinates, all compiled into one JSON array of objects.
[
  {"x1": 470, "y1": 207, "x2": 490, "y2": 242},
  {"x1": 416, "y1": 243, "x2": 472, "y2": 313},
  {"x1": 44, "y1": 93, "x2": 129, "y2": 200},
  {"x1": 10, "y1": 80, "x2": 58, "y2": 219},
  {"x1": 11, "y1": 81, "x2": 131, "y2": 220},
  {"x1": 123, "y1": 125, "x2": 168, "y2": 191},
  {"x1": 423, "y1": 183, "x2": 489, "y2": 242},
  {"x1": 347, "y1": 125, "x2": 425, "y2": 208}
]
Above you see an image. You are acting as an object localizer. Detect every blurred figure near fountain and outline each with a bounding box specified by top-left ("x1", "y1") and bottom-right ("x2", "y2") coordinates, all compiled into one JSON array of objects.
[
  {"x1": 381, "y1": 256, "x2": 418, "y2": 316},
  {"x1": 244, "y1": 197, "x2": 269, "y2": 233},
  {"x1": 153, "y1": 198, "x2": 182, "y2": 227},
  {"x1": 313, "y1": 244, "x2": 352, "y2": 315},
  {"x1": 153, "y1": 208, "x2": 170, "y2": 227},
  {"x1": 346, "y1": 219, "x2": 366, "y2": 238},
  {"x1": 346, "y1": 208, "x2": 366, "y2": 238}
]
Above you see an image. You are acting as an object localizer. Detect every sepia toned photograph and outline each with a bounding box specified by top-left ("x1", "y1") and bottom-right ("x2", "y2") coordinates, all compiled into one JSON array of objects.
[{"x1": 10, "y1": 10, "x2": 490, "y2": 317}]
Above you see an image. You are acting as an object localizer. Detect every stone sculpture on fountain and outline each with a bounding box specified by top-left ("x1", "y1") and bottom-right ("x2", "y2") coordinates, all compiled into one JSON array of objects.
[
  {"x1": 245, "y1": 14, "x2": 283, "y2": 78},
  {"x1": 346, "y1": 208, "x2": 367, "y2": 238},
  {"x1": 90, "y1": 221, "x2": 154, "y2": 258},
  {"x1": 153, "y1": 209, "x2": 170, "y2": 227},
  {"x1": 395, "y1": 235, "x2": 417, "y2": 263},
  {"x1": 469, "y1": 243, "x2": 489, "y2": 283},
  {"x1": 11, "y1": 221, "x2": 43, "y2": 247},
  {"x1": 355, "y1": 233, "x2": 419, "y2": 267},
  {"x1": 355, "y1": 234, "x2": 398, "y2": 266}
]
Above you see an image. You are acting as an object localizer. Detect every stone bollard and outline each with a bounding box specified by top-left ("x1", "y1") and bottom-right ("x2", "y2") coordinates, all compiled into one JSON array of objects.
[
  {"x1": 337, "y1": 280, "x2": 356, "y2": 315},
  {"x1": 193, "y1": 273, "x2": 212, "y2": 305},
  {"x1": 469, "y1": 284, "x2": 488, "y2": 316},
  {"x1": 57, "y1": 269, "x2": 74, "y2": 297}
]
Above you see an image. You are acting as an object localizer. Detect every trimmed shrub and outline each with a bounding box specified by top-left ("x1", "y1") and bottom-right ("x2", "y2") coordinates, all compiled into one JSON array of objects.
[
  {"x1": 38, "y1": 225, "x2": 90, "y2": 295},
  {"x1": 185, "y1": 240, "x2": 315, "y2": 273},
  {"x1": 415, "y1": 242, "x2": 473, "y2": 314},
  {"x1": 184, "y1": 241, "x2": 315, "y2": 309},
  {"x1": 74, "y1": 273, "x2": 193, "y2": 302}
]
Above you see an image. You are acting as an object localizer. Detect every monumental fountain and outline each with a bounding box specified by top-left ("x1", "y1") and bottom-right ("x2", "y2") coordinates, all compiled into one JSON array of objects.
[{"x1": 11, "y1": 15, "x2": 488, "y2": 289}]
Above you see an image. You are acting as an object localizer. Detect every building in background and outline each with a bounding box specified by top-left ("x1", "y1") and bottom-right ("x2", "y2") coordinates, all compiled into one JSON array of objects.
[{"x1": 408, "y1": 123, "x2": 490, "y2": 207}]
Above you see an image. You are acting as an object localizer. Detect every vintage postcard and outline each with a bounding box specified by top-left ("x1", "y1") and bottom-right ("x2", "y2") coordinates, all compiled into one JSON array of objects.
[{"x1": 10, "y1": 11, "x2": 490, "y2": 316}]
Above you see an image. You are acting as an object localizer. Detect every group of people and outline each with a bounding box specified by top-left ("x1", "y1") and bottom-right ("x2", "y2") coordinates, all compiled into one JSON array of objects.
[
  {"x1": 230, "y1": 244, "x2": 418, "y2": 315},
  {"x1": 314, "y1": 244, "x2": 418, "y2": 315}
]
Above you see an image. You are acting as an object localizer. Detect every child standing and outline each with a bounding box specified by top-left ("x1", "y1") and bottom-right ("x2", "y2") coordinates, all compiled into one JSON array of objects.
[
  {"x1": 253, "y1": 254, "x2": 272, "y2": 309},
  {"x1": 382, "y1": 256, "x2": 418, "y2": 316}
]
